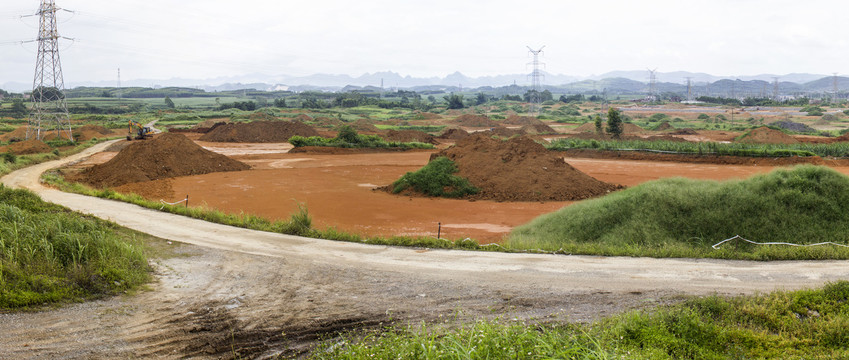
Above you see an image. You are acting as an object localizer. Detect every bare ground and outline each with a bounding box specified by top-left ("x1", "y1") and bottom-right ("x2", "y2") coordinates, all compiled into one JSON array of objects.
[{"x1": 3, "y1": 140, "x2": 849, "y2": 359}]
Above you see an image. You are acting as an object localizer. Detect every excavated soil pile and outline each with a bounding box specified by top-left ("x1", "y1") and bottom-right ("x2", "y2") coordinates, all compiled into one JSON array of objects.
[
  {"x1": 437, "y1": 128, "x2": 470, "y2": 140},
  {"x1": 292, "y1": 114, "x2": 313, "y2": 123},
  {"x1": 199, "y1": 120, "x2": 320, "y2": 143},
  {"x1": 192, "y1": 118, "x2": 230, "y2": 129},
  {"x1": 382, "y1": 130, "x2": 438, "y2": 144},
  {"x1": 502, "y1": 115, "x2": 543, "y2": 126},
  {"x1": 73, "y1": 133, "x2": 250, "y2": 188},
  {"x1": 7, "y1": 140, "x2": 51, "y2": 155},
  {"x1": 428, "y1": 133, "x2": 622, "y2": 202},
  {"x1": 488, "y1": 126, "x2": 524, "y2": 137},
  {"x1": 313, "y1": 117, "x2": 345, "y2": 128},
  {"x1": 574, "y1": 122, "x2": 645, "y2": 133},
  {"x1": 0, "y1": 127, "x2": 29, "y2": 142},
  {"x1": 453, "y1": 114, "x2": 499, "y2": 127},
  {"x1": 671, "y1": 128, "x2": 698, "y2": 135},
  {"x1": 654, "y1": 122, "x2": 673, "y2": 131},
  {"x1": 414, "y1": 112, "x2": 442, "y2": 120},
  {"x1": 737, "y1": 126, "x2": 799, "y2": 144},
  {"x1": 349, "y1": 119, "x2": 381, "y2": 132},
  {"x1": 521, "y1": 123, "x2": 557, "y2": 135},
  {"x1": 74, "y1": 125, "x2": 113, "y2": 141}
]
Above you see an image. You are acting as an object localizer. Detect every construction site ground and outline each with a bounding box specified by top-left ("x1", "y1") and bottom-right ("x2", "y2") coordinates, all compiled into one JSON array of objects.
[{"x1": 3, "y1": 141, "x2": 849, "y2": 358}]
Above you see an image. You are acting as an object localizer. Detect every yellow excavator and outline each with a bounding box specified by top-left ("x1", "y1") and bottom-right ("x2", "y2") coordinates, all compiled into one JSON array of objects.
[{"x1": 127, "y1": 120, "x2": 152, "y2": 141}]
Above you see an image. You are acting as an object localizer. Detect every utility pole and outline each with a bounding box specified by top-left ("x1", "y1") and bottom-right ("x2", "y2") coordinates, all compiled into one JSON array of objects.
[
  {"x1": 526, "y1": 45, "x2": 545, "y2": 116},
  {"x1": 27, "y1": 0, "x2": 73, "y2": 142}
]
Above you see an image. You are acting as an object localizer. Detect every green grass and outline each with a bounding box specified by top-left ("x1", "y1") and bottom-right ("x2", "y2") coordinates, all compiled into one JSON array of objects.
[
  {"x1": 509, "y1": 165, "x2": 849, "y2": 260},
  {"x1": 548, "y1": 138, "x2": 839, "y2": 158},
  {"x1": 309, "y1": 281, "x2": 849, "y2": 359},
  {"x1": 289, "y1": 126, "x2": 435, "y2": 150},
  {"x1": 0, "y1": 185, "x2": 151, "y2": 309},
  {"x1": 391, "y1": 157, "x2": 479, "y2": 198}
]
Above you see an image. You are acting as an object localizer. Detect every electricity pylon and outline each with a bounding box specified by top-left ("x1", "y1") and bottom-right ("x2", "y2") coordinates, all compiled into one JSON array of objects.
[
  {"x1": 27, "y1": 0, "x2": 73, "y2": 142},
  {"x1": 527, "y1": 46, "x2": 545, "y2": 116}
]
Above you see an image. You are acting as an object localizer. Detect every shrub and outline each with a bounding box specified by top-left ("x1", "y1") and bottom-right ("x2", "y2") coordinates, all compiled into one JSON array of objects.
[
  {"x1": 697, "y1": 113, "x2": 710, "y2": 120},
  {"x1": 391, "y1": 157, "x2": 479, "y2": 198}
]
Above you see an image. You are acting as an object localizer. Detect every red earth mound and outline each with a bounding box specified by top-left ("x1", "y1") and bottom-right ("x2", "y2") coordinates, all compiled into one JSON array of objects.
[
  {"x1": 74, "y1": 125, "x2": 114, "y2": 141},
  {"x1": 199, "y1": 120, "x2": 320, "y2": 143},
  {"x1": 488, "y1": 126, "x2": 524, "y2": 137},
  {"x1": 0, "y1": 127, "x2": 30, "y2": 142},
  {"x1": 413, "y1": 112, "x2": 441, "y2": 120},
  {"x1": 502, "y1": 115, "x2": 544, "y2": 126},
  {"x1": 348, "y1": 119, "x2": 381, "y2": 132},
  {"x1": 736, "y1": 126, "x2": 798, "y2": 144},
  {"x1": 7, "y1": 139, "x2": 51, "y2": 155},
  {"x1": 427, "y1": 133, "x2": 622, "y2": 202},
  {"x1": 382, "y1": 130, "x2": 438, "y2": 144},
  {"x1": 437, "y1": 128, "x2": 470, "y2": 140},
  {"x1": 452, "y1": 114, "x2": 500, "y2": 127},
  {"x1": 654, "y1": 122, "x2": 674, "y2": 131},
  {"x1": 72, "y1": 133, "x2": 250, "y2": 188},
  {"x1": 521, "y1": 123, "x2": 557, "y2": 135},
  {"x1": 312, "y1": 117, "x2": 345, "y2": 128}
]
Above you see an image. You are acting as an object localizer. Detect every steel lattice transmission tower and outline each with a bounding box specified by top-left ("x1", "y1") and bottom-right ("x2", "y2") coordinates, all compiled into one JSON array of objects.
[
  {"x1": 28, "y1": 0, "x2": 73, "y2": 142},
  {"x1": 526, "y1": 46, "x2": 545, "y2": 116},
  {"x1": 646, "y1": 68, "x2": 658, "y2": 102}
]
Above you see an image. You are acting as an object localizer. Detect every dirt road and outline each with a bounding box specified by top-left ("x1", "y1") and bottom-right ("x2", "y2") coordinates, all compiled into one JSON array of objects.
[{"x1": 3, "y1": 141, "x2": 849, "y2": 358}]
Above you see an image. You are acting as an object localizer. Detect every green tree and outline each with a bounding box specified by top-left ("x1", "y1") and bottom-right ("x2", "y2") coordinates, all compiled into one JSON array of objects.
[
  {"x1": 606, "y1": 108, "x2": 623, "y2": 139},
  {"x1": 164, "y1": 96, "x2": 175, "y2": 109},
  {"x1": 273, "y1": 98, "x2": 286, "y2": 108},
  {"x1": 475, "y1": 92, "x2": 488, "y2": 105},
  {"x1": 10, "y1": 98, "x2": 28, "y2": 118},
  {"x1": 594, "y1": 114, "x2": 603, "y2": 134},
  {"x1": 336, "y1": 125, "x2": 359, "y2": 144},
  {"x1": 540, "y1": 89, "x2": 554, "y2": 102},
  {"x1": 443, "y1": 93, "x2": 465, "y2": 109}
]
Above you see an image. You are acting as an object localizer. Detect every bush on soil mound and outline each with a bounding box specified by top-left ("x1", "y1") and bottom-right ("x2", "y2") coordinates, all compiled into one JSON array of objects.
[
  {"x1": 509, "y1": 166, "x2": 849, "y2": 259},
  {"x1": 737, "y1": 126, "x2": 798, "y2": 144},
  {"x1": 73, "y1": 133, "x2": 250, "y2": 188},
  {"x1": 199, "y1": 120, "x2": 319, "y2": 143},
  {"x1": 390, "y1": 157, "x2": 479, "y2": 198},
  {"x1": 7, "y1": 139, "x2": 51, "y2": 155},
  {"x1": 403, "y1": 133, "x2": 621, "y2": 202}
]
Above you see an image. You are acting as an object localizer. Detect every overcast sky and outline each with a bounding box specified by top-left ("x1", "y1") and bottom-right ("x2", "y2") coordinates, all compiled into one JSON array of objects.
[{"x1": 1, "y1": 0, "x2": 847, "y2": 86}]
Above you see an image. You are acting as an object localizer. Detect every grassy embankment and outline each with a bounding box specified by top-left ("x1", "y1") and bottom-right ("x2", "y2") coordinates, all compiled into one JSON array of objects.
[
  {"x1": 548, "y1": 138, "x2": 849, "y2": 158},
  {"x1": 0, "y1": 185, "x2": 151, "y2": 309},
  {"x1": 309, "y1": 281, "x2": 849, "y2": 359},
  {"x1": 289, "y1": 125, "x2": 435, "y2": 150},
  {"x1": 510, "y1": 165, "x2": 849, "y2": 260}
]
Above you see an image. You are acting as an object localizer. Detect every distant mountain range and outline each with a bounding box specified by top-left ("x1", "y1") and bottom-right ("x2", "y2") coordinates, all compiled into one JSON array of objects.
[{"x1": 1, "y1": 70, "x2": 838, "y2": 95}]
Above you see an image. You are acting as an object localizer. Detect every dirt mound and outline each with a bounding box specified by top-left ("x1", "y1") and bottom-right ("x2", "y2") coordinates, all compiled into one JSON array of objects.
[
  {"x1": 313, "y1": 117, "x2": 344, "y2": 128},
  {"x1": 292, "y1": 114, "x2": 313, "y2": 123},
  {"x1": 437, "y1": 128, "x2": 470, "y2": 140},
  {"x1": 7, "y1": 139, "x2": 51, "y2": 155},
  {"x1": 199, "y1": 120, "x2": 320, "y2": 143},
  {"x1": 737, "y1": 126, "x2": 799, "y2": 144},
  {"x1": 670, "y1": 128, "x2": 698, "y2": 135},
  {"x1": 382, "y1": 130, "x2": 438, "y2": 144},
  {"x1": 74, "y1": 125, "x2": 113, "y2": 141},
  {"x1": 349, "y1": 119, "x2": 381, "y2": 132},
  {"x1": 72, "y1": 133, "x2": 250, "y2": 188},
  {"x1": 413, "y1": 112, "x2": 441, "y2": 120},
  {"x1": 654, "y1": 122, "x2": 673, "y2": 131},
  {"x1": 452, "y1": 114, "x2": 499, "y2": 127},
  {"x1": 428, "y1": 133, "x2": 622, "y2": 201},
  {"x1": 503, "y1": 115, "x2": 543, "y2": 126},
  {"x1": 487, "y1": 126, "x2": 524, "y2": 137},
  {"x1": 521, "y1": 123, "x2": 557, "y2": 135},
  {"x1": 0, "y1": 127, "x2": 29, "y2": 142}
]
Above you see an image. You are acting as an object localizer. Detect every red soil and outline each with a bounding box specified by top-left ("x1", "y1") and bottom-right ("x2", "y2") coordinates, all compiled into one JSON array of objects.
[
  {"x1": 382, "y1": 130, "x2": 438, "y2": 144},
  {"x1": 430, "y1": 134, "x2": 622, "y2": 202},
  {"x1": 736, "y1": 126, "x2": 798, "y2": 144},
  {"x1": 7, "y1": 140, "x2": 51, "y2": 155},
  {"x1": 200, "y1": 120, "x2": 320, "y2": 143},
  {"x1": 71, "y1": 133, "x2": 250, "y2": 188},
  {"x1": 437, "y1": 128, "x2": 470, "y2": 140},
  {"x1": 452, "y1": 114, "x2": 499, "y2": 127}
]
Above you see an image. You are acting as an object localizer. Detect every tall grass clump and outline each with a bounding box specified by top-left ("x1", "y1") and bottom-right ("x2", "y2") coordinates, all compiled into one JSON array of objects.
[
  {"x1": 391, "y1": 156, "x2": 479, "y2": 198},
  {"x1": 509, "y1": 165, "x2": 849, "y2": 260},
  {"x1": 0, "y1": 185, "x2": 150, "y2": 309},
  {"x1": 309, "y1": 281, "x2": 849, "y2": 359}
]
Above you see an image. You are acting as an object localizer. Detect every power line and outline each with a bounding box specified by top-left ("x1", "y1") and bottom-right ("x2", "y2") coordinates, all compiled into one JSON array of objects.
[{"x1": 28, "y1": 0, "x2": 73, "y2": 142}]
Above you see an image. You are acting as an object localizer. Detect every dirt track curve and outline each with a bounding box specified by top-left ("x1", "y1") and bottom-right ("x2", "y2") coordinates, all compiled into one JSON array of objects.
[{"x1": 3, "y1": 139, "x2": 849, "y2": 359}]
